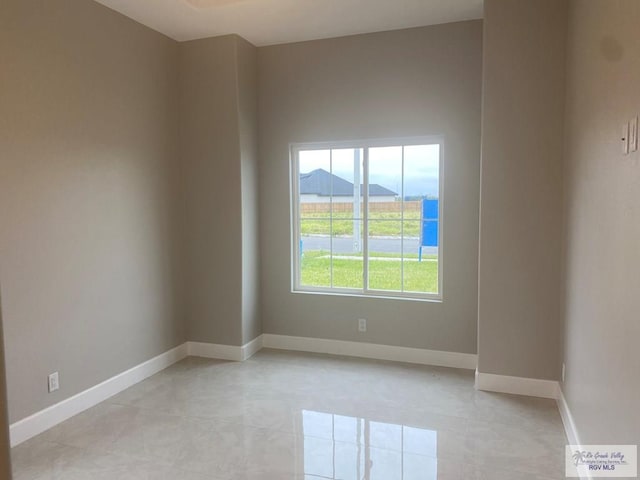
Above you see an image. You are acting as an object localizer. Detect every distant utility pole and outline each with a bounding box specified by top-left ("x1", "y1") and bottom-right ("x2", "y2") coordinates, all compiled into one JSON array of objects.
[{"x1": 353, "y1": 149, "x2": 362, "y2": 253}]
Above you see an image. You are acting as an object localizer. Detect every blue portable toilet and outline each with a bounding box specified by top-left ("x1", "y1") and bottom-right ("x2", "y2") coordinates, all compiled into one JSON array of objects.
[{"x1": 419, "y1": 199, "x2": 438, "y2": 261}]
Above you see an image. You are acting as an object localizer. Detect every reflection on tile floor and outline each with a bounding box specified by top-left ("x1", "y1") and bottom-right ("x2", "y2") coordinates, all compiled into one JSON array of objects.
[
  {"x1": 302, "y1": 410, "x2": 438, "y2": 479},
  {"x1": 12, "y1": 349, "x2": 568, "y2": 479}
]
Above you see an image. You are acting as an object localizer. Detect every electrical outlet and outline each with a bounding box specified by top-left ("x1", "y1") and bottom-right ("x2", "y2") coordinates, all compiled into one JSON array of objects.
[
  {"x1": 358, "y1": 318, "x2": 367, "y2": 332},
  {"x1": 562, "y1": 363, "x2": 566, "y2": 383},
  {"x1": 48, "y1": 372, "x2": 59, "y2": 393}
]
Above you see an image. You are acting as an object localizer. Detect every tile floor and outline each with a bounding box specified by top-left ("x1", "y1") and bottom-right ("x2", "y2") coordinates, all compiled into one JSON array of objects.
[{"x1": 12, "y1": 350, "x2": 568, "y2": 479}]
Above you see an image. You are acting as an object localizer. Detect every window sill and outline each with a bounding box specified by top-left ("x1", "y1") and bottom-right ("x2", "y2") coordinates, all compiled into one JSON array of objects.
[{"x1": 291, "y1": 288, "x2": 442, "y2": 303}]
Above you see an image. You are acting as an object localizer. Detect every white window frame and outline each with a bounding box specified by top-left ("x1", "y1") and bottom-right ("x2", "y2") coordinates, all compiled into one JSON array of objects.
[{"x1": 290, "y1": 136, "x2": 444, "y2": 302}]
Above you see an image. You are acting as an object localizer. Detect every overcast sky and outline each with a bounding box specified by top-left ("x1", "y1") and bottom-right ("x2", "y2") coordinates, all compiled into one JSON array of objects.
[{"x1": 299, "y1": 144, "x2": 440, "y2": 197}]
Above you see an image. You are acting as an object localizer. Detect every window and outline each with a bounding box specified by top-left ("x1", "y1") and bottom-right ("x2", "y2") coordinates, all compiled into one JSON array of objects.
[{"x1": 291, "y1": 137, "x2": 442, "y2": 300}]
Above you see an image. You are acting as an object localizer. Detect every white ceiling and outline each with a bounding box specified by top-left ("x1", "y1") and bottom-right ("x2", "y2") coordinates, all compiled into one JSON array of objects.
[{"x1": 93, "y1": 0, "x2": 483, "y2": 46}]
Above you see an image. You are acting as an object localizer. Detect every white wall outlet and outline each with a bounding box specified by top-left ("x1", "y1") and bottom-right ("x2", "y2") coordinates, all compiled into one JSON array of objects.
[
  {"x1": 562, "y1": 363, "x2": 566, "y2": 383},
  {"x1": 358, "y1": 318, "x2": 367, "y2": 332},
  {"x1": 630, "y1": 116, "x2": 638, "y2": 152},
  {"x1": 48, "y1": 372, "x2": 59, "y2": 393},
  {"x1": 622, "y1": 122, "x2": 630, "y2": 154}
]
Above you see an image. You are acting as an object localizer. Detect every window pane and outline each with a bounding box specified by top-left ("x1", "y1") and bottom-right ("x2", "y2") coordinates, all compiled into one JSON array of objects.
[
  {"x1": 403, "y1": 144, "x2": 440, "y2": 203},
  {"x1": 300, "y1": 202, "x2": 330, "y2": 219},
  {"x1": 367, "y1": 146, "x2": 402, "y2": 292},
  {"x1": 329, "y1": 147, "x2": 363, "y2": 250},
  {"x1": 402, "y1": 198, "x2": 421, "y2": 221},
  {"x1": 403, "y1": 221, "x2": 438, "y2": 294},
  {"x1": 332, "y1": 227, "x2": 363, "y2": 289},
  {"x1": 368, "y1": 146, "x2": 401, "y2": 210},
  {"x1": 331, "y1": 147, "x2": 364, "y2": 218},
  {"x1": 403, "y1": 144, "x2": 440, "y2": 295},
  {"x1": 299, "y1": 149, "x2": 331, "y2": 218},
  {"x1": 368, "y1": 220, "x2": 401, "y2": 291},
  {"x1": 300, "y1": 219, "x2": 331, "y2": 287}
]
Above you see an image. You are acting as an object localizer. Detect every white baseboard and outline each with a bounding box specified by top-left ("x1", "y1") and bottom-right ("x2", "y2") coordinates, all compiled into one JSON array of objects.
[
  {"x1": 241, "y1": 335, "x2": 263, "y2": 360},
  {"x1": 557, "y1": 388, "x2": 589, "y2": 479},
  {"x1": 10, "y1": 343, "x2": 188, "y2": 447},
  {"x1": 261, "y1": 334, "x2": 477, "y2": 370},
  {"x1": 187, "y1": 336, "x2": 263, "y2": 362},
  {"x1": 474, "y1": 370, "x2": 560, "y2": 399},
  {"x1": 187, "y1": 342, "x2": 243, "y2": 361},
  {"x1": 557, "y1": 388, "x2": 582, "y2": 446}
]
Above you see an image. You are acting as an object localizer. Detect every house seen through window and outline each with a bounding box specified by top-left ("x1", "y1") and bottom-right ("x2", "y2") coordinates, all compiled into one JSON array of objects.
[{"x1": 291, "y1": 138, "x2": 442, "y2": 299}]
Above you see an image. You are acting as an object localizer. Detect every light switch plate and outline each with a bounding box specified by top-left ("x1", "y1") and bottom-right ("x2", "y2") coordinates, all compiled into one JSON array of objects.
[
  {"x1": 630, "y1": 116, "x2": 638, "y2": 152},
  {"x1": 622, "y1": 122, "x2": 629, "y2": 155}
]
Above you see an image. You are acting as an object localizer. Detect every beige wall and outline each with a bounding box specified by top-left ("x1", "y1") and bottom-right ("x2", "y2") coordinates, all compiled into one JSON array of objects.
[
  {"x1": 0, "y1": 0, "x2": 184, "y2": 423},
  {"x1": 179, "y1": 35, "x2": 261, "y2": 346},
  {"x1": 237, "y1": 38, "x2": 262, "y2": 345},
  {"x1": 562, "y1": 0, "x2": 640, "y2": 444},
  {"x1": 258, "y1": 22, "x2": 483, "y2": 353},
  {"x1": 477, "y1": 0, "x2": 567, "y2": 380},
  {"x1": 179, "y1": 35, "x2": 244, "y2": 346}
]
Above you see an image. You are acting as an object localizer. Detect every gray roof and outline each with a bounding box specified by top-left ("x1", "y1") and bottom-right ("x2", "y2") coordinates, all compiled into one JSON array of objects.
[{"x1": 300, "y1": 169, "x2": 397, "y2": 197}]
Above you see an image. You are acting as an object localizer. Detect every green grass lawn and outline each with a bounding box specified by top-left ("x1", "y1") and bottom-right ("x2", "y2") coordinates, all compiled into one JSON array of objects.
[
  {"x1": 300, "y1": 250, "x2": 438, "y2": 293},
  {"x1": 301, "y1": 212, "x2": 421, "y2": 237}
]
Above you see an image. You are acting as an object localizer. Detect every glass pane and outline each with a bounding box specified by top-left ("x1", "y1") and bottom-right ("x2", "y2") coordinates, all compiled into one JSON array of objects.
[
  {"x1": 403, "y1": 144, "x2": 440, "y2": 295},
  {"x1": 299, "y1": 149, "x2": 331, "y2": 218},
  {"x1": 299, "y1": 202, "x2": 331, "y2": 220},
  {"x1": 368, "y1": 145, "x2": 402, "y2": 216},
  {"x1": 402, "y1": 197, "x2": 422, "y2": 222},
  {"x1": 331, "y1": 147, "x2": 364, "y2": 219},
  {"x1": 332, "y1": 227, "x2": 363, "y2": 289},
  {"x1": 300, "y1": 219, "x2": 331, "y2": 287},
  {"x1": 368, "y1": 220, "x2": 401, "y2": 291},
  {"x1": 403, "y1": 144, "x2": 440, "y2": 203},
  {"x1": 367, "y1": 146, "x2": 402, "y2": 292},
  {"x1": 403, "y1": 221, "x2": 438, "y2": 294}
]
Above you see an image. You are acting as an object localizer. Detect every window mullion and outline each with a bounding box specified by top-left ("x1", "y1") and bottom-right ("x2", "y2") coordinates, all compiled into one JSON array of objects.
[
  {"x1": 330, "y1": 149, "x2": 334, "y2": 288},
  {"x1": 294, "y1": 148, "x2": 300, "y2": 291},
  {"x1": 363, "y1": 147, "x2": 369, "y2": 293},
  {"x1": 401, "y1": 146, "x2": 405, "y2": 292}
]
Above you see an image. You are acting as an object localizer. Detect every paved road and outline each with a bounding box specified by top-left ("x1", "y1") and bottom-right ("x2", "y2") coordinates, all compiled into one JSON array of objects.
[{"x1": 301, "y1": 235, "x2": 438, "y2": 256}]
